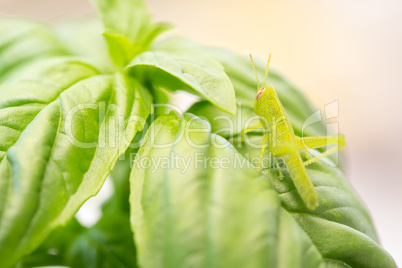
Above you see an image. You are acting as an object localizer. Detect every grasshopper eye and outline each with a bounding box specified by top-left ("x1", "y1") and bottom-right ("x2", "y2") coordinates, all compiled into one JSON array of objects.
[{"x1": 256, "y1": 88, "x2": 265, "y2": 100}]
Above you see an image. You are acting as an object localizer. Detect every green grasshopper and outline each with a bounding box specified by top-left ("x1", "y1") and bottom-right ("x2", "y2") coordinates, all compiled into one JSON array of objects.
[{"x1": 241, "y1": 54, "x2": 345, "y2": 210}]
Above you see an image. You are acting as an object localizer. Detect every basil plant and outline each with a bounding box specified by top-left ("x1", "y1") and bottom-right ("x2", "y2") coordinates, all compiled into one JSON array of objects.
[{"x1": 0, "y1": 0, "x2": 396, "y2": 267}]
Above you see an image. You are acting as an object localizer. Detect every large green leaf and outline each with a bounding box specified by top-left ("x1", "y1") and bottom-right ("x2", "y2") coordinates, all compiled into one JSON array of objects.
[
  {"x1": 21, "y1": 146, "x2": 139, "y2": 268},
  {"x1": 60, "y1": 148, "x2": 138, "y2": 268},
  {"x1": 0, "y1": 58, "x2": 151, "y2": 267},
  {"x1": 130, "y1": 112, "x2": 325, "y2": 267},
  {"x1": 126, "y1": 52, "x2": 236, "y2": 115},
  {"x1": 0, "y1": 19, "x2": 68, "y2": 82}
]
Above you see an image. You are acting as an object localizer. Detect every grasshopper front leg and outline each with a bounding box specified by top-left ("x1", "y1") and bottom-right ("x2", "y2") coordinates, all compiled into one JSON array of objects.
[
  {"x1": 258, "y1": 133, "x2": 269, "y2": 170},
  {"x1": 241, "y1": 122, "x2": 263, "y2": 141},
  {"x1": 269, "y1": 141, "x2": 298, "y2": 179}
]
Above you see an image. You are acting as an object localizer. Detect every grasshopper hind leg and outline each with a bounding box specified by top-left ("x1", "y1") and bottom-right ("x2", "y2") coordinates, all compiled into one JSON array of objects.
[{"x1": 296, "y1": 135, "x2": 345, "y2": 166}]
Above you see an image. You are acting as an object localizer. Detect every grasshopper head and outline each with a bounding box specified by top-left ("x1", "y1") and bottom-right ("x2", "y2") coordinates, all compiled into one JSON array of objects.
[{"x1": 254, "y1": 85, "x2": 276, "y2": 115}]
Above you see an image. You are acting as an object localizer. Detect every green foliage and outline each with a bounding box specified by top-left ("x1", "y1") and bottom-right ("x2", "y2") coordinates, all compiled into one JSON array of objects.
[
  {"x1": 0, "y1": 19, "x2": 68, "y2": 82},
  {"x1": 22, "y1": 172, "x2": 138, "y2": 268},
  {"x1": 127, "y1": 52, "x2": 236, "y2": 114},
  {"x1": 234, "y1": 135, "x2": 394, "y2": 267},
  {"x1": 0, "y1": 59, "x2": 151, "y2": 267},
  {"x1": 0, "y1": 0, "x2": 396, "y2": 267},
  {"x1": 130, "y1": 112, "x2": 324, "y2": 268},
  {"x1": 95, "y1": 0, "x2": 171, "y2": 67}
]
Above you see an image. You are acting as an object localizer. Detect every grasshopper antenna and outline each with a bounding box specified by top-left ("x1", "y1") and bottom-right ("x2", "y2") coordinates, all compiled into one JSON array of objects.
[
  {"x1": 249, "y1": 54, "x2": 260, "y2": 89},
  {"x1": 263, "y1": 53, "x2": 271, "y2": 86}
]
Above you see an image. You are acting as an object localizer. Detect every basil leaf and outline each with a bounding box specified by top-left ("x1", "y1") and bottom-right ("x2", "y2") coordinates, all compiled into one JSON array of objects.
[
  {"x1": 188, "y1": 100, "x2": 257, "y2": 138},
  {"x1": 0, "y1": 58, "x2": 151, "y2": 267},
  {"x1": 0, "y1": 19, "x2": 68, "y2": 82},
  {"x1": 130, "y1": 112, "x2": 323, "y2": 267},
  {"x1": 95, "y1": 0, "x2": 171, "y2": 67},
  {"x1": 127, "y1": 52, "x2": 236, "y2": 115},
  {"x1": 95, "y1": 0, "x2": 152, "y2": 44},
  {"x1": 22, "y1": 151, "x2": 139, "y2": 268},
  {"x1": 102, "y1": 33, "x2": 137, "y2": 69}
]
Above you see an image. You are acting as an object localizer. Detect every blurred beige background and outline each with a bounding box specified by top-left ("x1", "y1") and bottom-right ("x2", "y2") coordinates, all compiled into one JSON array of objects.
[{"x1": 1, "y1": 0, "x2": 401, "y2": 264}]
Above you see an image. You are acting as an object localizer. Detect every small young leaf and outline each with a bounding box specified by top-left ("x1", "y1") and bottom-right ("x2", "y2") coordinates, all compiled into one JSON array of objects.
[
  {"x1": 103, "y1": 33, "x2": 136, "y2": 68},
  {"x1": 95, "y1": 0, "x2": 171, "y2": 67},
  {"x1": 138, "y1": 22, "x2": 172, "y2": 53},
  {"x1": 95, "y1": 0, "x2": 152, "y2": 44}
]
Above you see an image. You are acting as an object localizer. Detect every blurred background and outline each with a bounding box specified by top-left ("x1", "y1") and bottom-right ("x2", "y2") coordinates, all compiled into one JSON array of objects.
[{"x1": 1, "y1": 0, "x2": 401, "y2": 265}]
